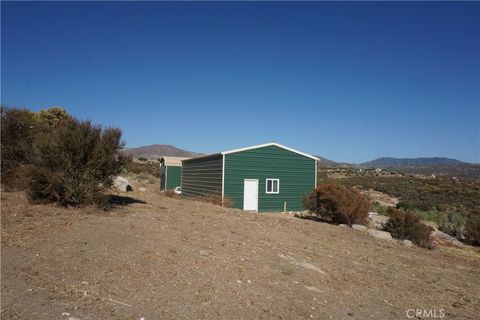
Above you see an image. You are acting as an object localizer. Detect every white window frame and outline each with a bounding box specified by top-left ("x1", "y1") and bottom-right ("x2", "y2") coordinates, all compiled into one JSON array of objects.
[{"x1": 265, "y1": 178, "x2": 280, "y2": 194}]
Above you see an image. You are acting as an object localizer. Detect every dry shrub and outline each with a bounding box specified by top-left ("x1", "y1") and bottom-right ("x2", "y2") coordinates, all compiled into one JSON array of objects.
[
  {"x1": 383, "y1": 207, "x2": 433, "y2": 248},
  {"x1": 198, "y1": 193, "x2": 233, "y2": 208},
  {"x1": 303, "y1": 183, "x2": 370, "y2": 226},
  {"x1": 1, "y1": 107, "x2": 38, "y2": 189},
  {"x1": 206, "y1": 193, "x2": 223, "y2": 206},
  {"x1": 28, "y1": 117, "x2": 126, "y2": 207},
  {"x1": 2, "y1": 106, "x2": 126, "y2": 207},
  {"x1": 464, "y1": 214, "x2": 480, "y2": 246}
]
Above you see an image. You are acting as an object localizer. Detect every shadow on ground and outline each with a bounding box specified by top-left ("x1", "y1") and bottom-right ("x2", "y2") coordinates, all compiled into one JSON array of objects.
[{"x1": 108, "y1": 195, "x2": 147, "y2": 206}]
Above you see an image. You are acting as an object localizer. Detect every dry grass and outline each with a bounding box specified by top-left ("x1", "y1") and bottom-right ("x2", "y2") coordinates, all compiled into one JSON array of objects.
[{"x1": 2, "y1": 187, "x2": 480, "y2": 319}]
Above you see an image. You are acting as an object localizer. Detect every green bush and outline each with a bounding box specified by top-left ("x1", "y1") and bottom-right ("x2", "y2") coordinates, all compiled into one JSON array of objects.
[
  {"x1": 464, "y1": 214, "x2": 480, "y2": 246},
  {"x1": 1, "y1": 107, "x2": 38, "y2": 189},
  {"x1": 438, "y1": 212, "x2": 467, "y2": 239},
  {"x1": 383, "y1": 208, "x2": 433, "y2": 248},
  {"x1": 28, "y1": 116, "x2": 126, "y2": 207},
  {"x1": 371, "y1": 201, "x2": 388, "y2": 215},
  {"x1": 303, "y1": 183, "x2": 370, "y2": 226}
]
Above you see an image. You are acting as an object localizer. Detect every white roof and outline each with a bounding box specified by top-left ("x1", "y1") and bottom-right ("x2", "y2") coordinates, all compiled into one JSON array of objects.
[
  {"x1": 221, "y1": 142, "x2": 319, "y2": 161},
  {"x1": 160, "y1": 156, "x2": 190, "y2": 166}
]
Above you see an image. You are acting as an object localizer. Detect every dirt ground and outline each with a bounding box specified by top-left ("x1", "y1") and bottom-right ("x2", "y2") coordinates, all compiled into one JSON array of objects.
[
  {"x1": 358, "y1": 189, "x2": 399, "y2": 208},
  {"x1": 1, "y1": 179, "x2": 480, "y2": 320}
]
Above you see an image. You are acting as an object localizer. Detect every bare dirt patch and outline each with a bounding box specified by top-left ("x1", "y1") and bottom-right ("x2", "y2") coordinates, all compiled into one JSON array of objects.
[
  {"x1": 359, "y1": 188, "x2": 399, "y2": 208},
  {"x1": 1, "y1": 183, "x2": 479, "y2": 319}
]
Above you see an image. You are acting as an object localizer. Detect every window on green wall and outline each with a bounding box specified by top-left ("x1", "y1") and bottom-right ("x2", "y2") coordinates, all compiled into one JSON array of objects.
[{"x1": 266, "y1": 178, "x2": 279, "y2": 194}]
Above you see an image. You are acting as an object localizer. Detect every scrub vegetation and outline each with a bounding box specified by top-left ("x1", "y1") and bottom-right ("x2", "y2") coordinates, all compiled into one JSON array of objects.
[
  {"x1": 382, "y1": 208, "x2": 434, "y2": 248},
  {"x1": 319, "y1": 168, "x2": 480, "y2": 246},
  {"x1": 302, "y1": 183, "x2": 370, "y2": 226},
  {"x1": 1, "y1": 106, "x2": 126, "y2": 207}
]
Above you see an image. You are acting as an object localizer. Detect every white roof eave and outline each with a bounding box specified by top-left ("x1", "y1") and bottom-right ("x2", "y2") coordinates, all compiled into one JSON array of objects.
[{"x1": 221, "y1": 142, "x2": 319, "y2": 161}]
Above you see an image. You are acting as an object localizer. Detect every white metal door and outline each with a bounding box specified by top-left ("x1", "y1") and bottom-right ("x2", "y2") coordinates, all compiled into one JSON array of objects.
[{"x1": 243, "y1": 179, "x2": 258, "y2": 211}]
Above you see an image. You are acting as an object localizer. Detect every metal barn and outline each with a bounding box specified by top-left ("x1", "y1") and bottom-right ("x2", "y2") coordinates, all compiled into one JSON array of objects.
[
  {"x1": 181, "y1": 143, "x2": 318, "y2": 212},
  {"x1": 160, "y1": 156, "x2": 189, "y2": 190}
]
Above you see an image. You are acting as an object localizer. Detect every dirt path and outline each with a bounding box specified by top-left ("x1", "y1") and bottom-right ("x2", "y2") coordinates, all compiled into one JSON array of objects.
[{"x1": 1, "y1": 183, "x2": 479, "y2": 319}]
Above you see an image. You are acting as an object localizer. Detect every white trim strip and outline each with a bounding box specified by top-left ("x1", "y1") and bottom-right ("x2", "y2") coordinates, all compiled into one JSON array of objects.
[
  {"x1": 221, "y1": 154, "x2": 225, "y2": 204},
  {"x1": 165, "y1": 166, "x2": 168, "y2": 190},
  {"x1": 221, "y1": 142, "x2": 319, "y2": 161},
  {"x1": 315, "y1": 159, "x2": 318, "y2": 188}
]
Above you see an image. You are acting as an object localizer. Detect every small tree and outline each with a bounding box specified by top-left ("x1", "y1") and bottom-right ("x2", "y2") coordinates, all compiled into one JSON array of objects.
[
  {"x1": 464, "y1": 214, "x2": 480, "y2": 246},
  {"x1": 1, "y1": 107, "x2": 38, "y2": 189},
  {"x1": 383, "y1": 208, "x2": 433, "y2": 248},
  {"x1": 303, "y1": 183, "x2": 370, "y2": 226},
  {"x1": 29, "y1": 117, "x2": 126, "y2": 207}
]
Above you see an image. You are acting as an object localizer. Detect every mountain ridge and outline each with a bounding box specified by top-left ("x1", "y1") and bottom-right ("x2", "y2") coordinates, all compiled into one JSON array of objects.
[
  {"x1": 123, "y1": 144, "x2": 203, "y2": 159},
  {"x1": 361, "y1": 157, "x2": 466, "y2": 168}
]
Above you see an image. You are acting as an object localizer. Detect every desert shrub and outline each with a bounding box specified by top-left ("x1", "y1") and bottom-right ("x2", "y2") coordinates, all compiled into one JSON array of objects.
[
  {"x1": 37, "y1": 107, "x2": 69, "y2": 128},
  {"x1": 1, "y1": 107, "x2": 38, "y2": 189},
  {"x1": 438, "y1": 212, "x2": 467, "y2": 239},
  {"x1": 124, "y1": 160, "x2": 160, "y2": 178},
  {"x1": 302, "y1": 183, "x2": 370, "y2": 226},
  {"x1": 371, "y1": 201, "x2": 388, "y2": 215},
  {"x1": 464, "y1": 214, "x2": 480, "y2": 246},
  {"x1": 410, "y1": 208, "x2": 448, "y2": 225},
  {"x1": 383, "y1": 208, "x2": 433, "y2": 248},
  {"x1": 204, "y1": 193, "x2": 233, "y2": 207},
  {"x1": 28, "y1": 117, "x2": 126, "y2": 207},
  {"x1": 339, "y1": 176, "x2": 480, "y2": 216}
]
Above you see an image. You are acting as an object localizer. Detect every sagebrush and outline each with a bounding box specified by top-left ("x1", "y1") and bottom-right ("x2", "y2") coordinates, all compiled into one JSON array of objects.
[
  {"x1": 383, "y1": 208, "x2": 433, "y2": 248},
  {"x1": 1, "y1": 106, "x2": 126, "y2": 207},
  {"x1": 303, "y1": 183, "x2": 370, "y2": 226},
  {"x1": 464, "y1": 214, "x2": 480, "y2": 246}
]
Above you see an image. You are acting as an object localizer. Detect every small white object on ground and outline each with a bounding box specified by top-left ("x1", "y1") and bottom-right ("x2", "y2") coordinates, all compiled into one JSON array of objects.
[{"x1": 113, "y1": 176, "x2": 133, "y2": 192}]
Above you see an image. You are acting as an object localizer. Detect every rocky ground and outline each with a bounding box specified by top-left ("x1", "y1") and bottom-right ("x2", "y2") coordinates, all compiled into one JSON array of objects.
[{"x1": 1, "y1": 178, "x2": 480, "y2": 319}]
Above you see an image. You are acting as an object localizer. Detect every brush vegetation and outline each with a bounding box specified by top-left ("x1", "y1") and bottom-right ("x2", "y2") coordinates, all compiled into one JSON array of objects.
[{"x1": 1, "y1": 106, "x2": 126, "y2": 207}]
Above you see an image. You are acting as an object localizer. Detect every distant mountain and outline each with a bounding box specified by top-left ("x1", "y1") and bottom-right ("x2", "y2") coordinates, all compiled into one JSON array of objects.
[
  {"x1": 361, "y1": 157, "x2": 480, "y2": 180},
  {"x1": 361, "y1": 157, "x2": 465, "y2": 168},
  {"x1": 123, "y1": 144, "x2": 203, "y2": 160},
  {"x1": 315, "y1": 156, "x2": 338, "y2": 167}
]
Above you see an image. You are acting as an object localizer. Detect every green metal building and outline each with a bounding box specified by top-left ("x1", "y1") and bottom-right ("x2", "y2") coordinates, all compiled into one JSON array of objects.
[
  {"x1": 160, "y1": 157, "x2": 188, "y2": 190},
  {"x1": 181, "y1": 143, "x2": 318, "y2": 212}
]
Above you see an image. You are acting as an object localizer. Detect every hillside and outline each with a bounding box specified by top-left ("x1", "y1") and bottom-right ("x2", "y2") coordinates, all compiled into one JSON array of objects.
[
  {"x1": 361, "y1": 157, "x2": 480, "y2": 180},
  {"x1": 123, "y1": 144, "x2": 203, "y2": 160},
  {"x1": 362, "y1": 157, "x2": 465, "y2": 168},
  {"x1": 2, "y1": 186, "x2": 480, "y2": 319},
  {"x1": 315, "y1": 155, "x2": 339, "y2": 167}
]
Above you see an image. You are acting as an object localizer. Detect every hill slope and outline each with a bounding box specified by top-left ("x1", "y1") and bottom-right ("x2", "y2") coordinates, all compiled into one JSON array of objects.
[
  {"x1": 362, "y1": 157, "x2": 465, "y2": 168},
  {"x1": 123, "y1": 144, "x2": 203, "y2": 160},
  {"x1": 361, "y1": 157, "x2": 479, "y2": 180},
  {"x1": 2, "y1": 189, "x2": 479, "y2": 319}
]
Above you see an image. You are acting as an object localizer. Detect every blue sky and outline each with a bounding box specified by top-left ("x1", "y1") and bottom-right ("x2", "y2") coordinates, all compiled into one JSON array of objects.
[{"x1": 2, "y1": 2, "x2": 479, "y2": 163}]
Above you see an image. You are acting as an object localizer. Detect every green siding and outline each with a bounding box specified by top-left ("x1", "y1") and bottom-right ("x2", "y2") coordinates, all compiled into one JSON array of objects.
[
  {"x1": 224, "y1": 145, "x2": 315, "y2": 212},
  {"x1": 160, "y1": 166, "x2": 182, "y2": 190},
  {"x1": 181, "y1": 155, "x2": 223, "y2": 198},
  {"x1": 166, "y1": 166, "x2": 182, "y2": 190}
]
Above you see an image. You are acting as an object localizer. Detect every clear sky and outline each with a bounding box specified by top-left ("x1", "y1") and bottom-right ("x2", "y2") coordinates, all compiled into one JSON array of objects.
[{"x1": 2, "y1": 1, "x2": 479, "y2": 163}]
